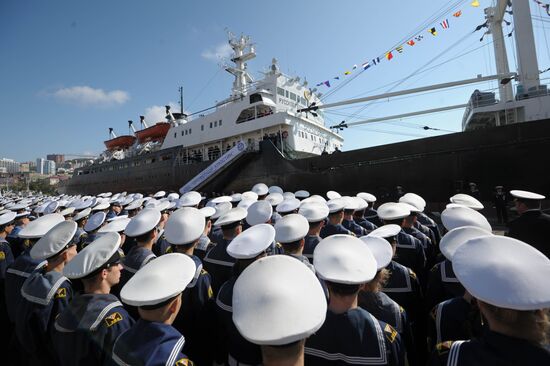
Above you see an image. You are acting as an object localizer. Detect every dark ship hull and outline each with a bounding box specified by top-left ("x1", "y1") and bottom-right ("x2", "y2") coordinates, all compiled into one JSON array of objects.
[{"x1": 60, "y1": 119, "x2": 550, "y2": 205}]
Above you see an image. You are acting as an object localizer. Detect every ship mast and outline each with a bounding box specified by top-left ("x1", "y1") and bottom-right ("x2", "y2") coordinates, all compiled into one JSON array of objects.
[{"x1": 224, "y1": 32, "x2": 256, "y2": 98}]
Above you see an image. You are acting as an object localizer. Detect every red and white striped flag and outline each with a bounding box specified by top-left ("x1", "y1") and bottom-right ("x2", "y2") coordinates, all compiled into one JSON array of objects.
[{"x1": 441, "y1": 19, "x2": 450, "y2": 29}]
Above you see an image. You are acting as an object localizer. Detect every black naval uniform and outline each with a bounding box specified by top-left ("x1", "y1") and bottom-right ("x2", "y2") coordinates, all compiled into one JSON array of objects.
[
  {"x1": 119, "y1": 246, "x2": 156, "y2": 288},
  {"x1": 320, "y1": 222, "x2": 354, "y2": 238},
  {"x1": 507, "y1": 209, "x2": 550, "y2": 258},
  {"x1": 203, "y1": 238, "x2": 236, "y2": 295},
  {"x1": 303, "y1": 234, "x2": 321, "y2": 260},
  {"x1": 0, "y1": 237, "x2": 14, "y2": 331},
  {"x1": 53, "y1": 293, "x2": 134, "y2": 365},
  {"x1": 216, "y1": 276, "x2": 263, "y2": 365},
  {"x1": 194, "y1": 233, "x2": 214, "y2": 261},
  {"x1": 173, "y1": 254, "x2": 214, "y2": 365},
  {"x1": 429, "y1": 329, "x2": 550, "y2": 366},
  {"x1": 427, "y1": 296, "x2": 483, "y2": 351},
  {"x1": 355, "y1": 216, "x2": 378, "y2": 232},
  {"x1": 416, "y1": 212, "x2": 441, "y2": 245},
  {"x1": 305, "y1": 308, "x2": 405, "y2": 366},
  {"x1": 112, "y1": 319, "x2": 194, "y2": 366},
  {"x1": 342, "y1": 218, "x2": 368, "y2": 237},
  {"x1": 394, "y1": 230, "x2": 426, "y2": 286},
  {"x1": 425, "y1": 259, "x2": 465, "y2": 311},
  {"x1": 365, "y1": 207, "x2": 383, "y2": 227},
  {"x1": 16, "y1": 268, "x2": 73, "y2": 364},
  {"x1": 403, "y1": 226, "x2": 435, "y2": 266}
]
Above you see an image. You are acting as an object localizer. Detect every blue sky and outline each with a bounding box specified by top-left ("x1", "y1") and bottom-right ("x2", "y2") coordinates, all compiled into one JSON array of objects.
[{"x1": 1, "y1": 0, "x2": 550, "y2": 162}]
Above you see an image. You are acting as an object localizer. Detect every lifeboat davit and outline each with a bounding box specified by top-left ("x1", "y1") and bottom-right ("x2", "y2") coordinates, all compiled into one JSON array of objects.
[
  {"x1": 104, "y1": 135, "x2": 137, "y2": 151},
  {"x1": 135, "y1": 122, "x2": 171, "y2": 144}
]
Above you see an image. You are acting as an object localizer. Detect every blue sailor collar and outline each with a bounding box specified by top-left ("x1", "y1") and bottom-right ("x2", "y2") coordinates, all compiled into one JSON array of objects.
[
  {"x1": 186, "y1": 254, "x2": 202, "y2": 288},
  {"x1": 21, "y1": 269, "x2": 69, "y2": 305},
  {"x1": 55, "y1": 293, "x2": 123, "y2": 332}
]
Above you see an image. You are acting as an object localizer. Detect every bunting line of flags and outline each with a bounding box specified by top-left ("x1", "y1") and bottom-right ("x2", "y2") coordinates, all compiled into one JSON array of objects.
[
  {"x1": 314, "y1": 5, "x2": 475, "y2": 88},
  {"x1": 533, "y1": 0, "x2": 550, "y2": 16}
]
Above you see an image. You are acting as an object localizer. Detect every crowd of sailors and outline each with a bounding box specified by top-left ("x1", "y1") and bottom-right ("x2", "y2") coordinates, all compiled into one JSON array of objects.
[{"x1": 0, "y1": 184, "x2": 549, "y2": 366}]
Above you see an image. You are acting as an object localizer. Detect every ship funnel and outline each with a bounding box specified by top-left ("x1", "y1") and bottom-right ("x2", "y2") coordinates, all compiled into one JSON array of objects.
[
  {"x1": 109, "y1": 128, "x2": 117, "y2": 139},
  {"x1": 128, "y1": 120, "x2": 137, "y2": 134},
  {"x1": 139, "y1": 115, "x2": 149, "y2": 129}
]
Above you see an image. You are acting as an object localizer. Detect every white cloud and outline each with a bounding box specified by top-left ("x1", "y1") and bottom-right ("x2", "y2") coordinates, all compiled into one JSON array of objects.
[
  {"x1": 52, "y1": 86, "x2": 130, "y2": 106},
  {"x1": 143, "y1": 102, "x2": 182, "y2": 124},
  {"x1": 201, "y1": 43, "x2": 232, "y2": 61}
]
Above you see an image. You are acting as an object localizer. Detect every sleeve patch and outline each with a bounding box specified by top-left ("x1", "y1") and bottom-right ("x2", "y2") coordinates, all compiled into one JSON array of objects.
[
  {"x1": 207, "y1": 286, "x2": 214, "y2": 299},
  {"x1": 0, "y1": 252, "x2": 5, "y2": 260},
  {"x1": 175, "y1": 358, "x2": 193, "y2": 366},
  {"x1": 200, "y1": 268, "x2": 208, "y2": 275},
  {"x1": 409, "y1": 269, "x2": 417, "y2": 280},
  {"x1": 384, "y1": 323, "x2": 398, "y2": 343},
  {"x1": 435, "y1": 341, "x2": 454, "y2": 355},
  {"x1": 104, "y1": 312, "x2": 123, "y2": 327},
  {"x1": 55, "y1": 287, "x2": 67, "y2": 299}
]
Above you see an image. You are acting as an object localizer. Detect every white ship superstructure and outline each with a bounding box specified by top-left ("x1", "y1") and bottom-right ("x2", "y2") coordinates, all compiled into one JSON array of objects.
[{"x1": 161, "y1": 33, "x2": 343, "y2": 162}]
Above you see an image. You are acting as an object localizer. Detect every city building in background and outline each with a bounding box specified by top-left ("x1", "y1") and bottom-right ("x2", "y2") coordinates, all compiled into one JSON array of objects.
[
  {"x1": 0, "y1": 158, "x2": 20, "y2": 173},
  {"x1": 46, "y1": 154, "x2": 65, "y2": 164},
  {"x1": 36, "y1": 158, "x2": 56, "y2": 175}
]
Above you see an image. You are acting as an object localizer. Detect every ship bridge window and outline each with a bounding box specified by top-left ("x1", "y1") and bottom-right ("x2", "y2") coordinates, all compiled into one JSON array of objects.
[
  {"x1": 201, "y1": 125, "x2": 204, "y2": 131},
  {"x1": 277, "y1": 87, "x2": 285, "y2": 96},
  {"x1": 300, "y1": 97, "x2": 306, "y2": 105},
  {"x1": 236, "y1": 107, "x2": 256, "y2": 124},
  {"x1": 257, "y1": 105, "x2": 273, "y2": 118},
  {"x1": 219, "y1": 120, "x2": 222, "y2": 126},
  {"x1": 214, "y1": 121, "x2": 217, "y2": 127},
  {"x1": 250, "y1": 93, "x2": 263, "y2": 104},
  {"x1": 289, "y1": 92, "x2": 297, "y2": 101}
]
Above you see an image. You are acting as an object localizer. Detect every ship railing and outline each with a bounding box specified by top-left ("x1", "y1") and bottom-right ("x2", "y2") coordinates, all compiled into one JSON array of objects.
[{"x1": 174, "y1": 141, "x2": 259, "y2": 167}]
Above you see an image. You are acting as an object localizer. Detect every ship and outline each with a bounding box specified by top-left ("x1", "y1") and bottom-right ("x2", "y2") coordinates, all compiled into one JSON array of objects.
[{"x1": 60, "y1": 0, "x2": 550, "y2": 205}]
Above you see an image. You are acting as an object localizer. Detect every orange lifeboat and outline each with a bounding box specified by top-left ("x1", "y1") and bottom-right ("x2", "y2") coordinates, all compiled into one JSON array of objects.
[
  {"x1": 135, "y1": 122, "x2": 171, "y2": 144},
  {"x1": 104, "y1": 135, "x2": 136, "y2": 151}
]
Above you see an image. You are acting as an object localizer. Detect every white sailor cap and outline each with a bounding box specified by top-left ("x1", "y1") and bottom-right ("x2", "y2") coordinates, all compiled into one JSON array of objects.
[
  {"x1": 214, "y1": 207, "x2": 247, "y2": 227},
  {"x1": 125, "y1": 199, "x2": 143, "y2": 211},
  {"x1": 98, "y1": 217, "x2": 131, "y2": 234},
  {"x1": 232, "y1": 255, "x2": 327, "y2": 345},
  {"x1": 327, "y1": 197, "x2": 346, "y2": 213},
  {"x1": 399, "y1": 202, "x2": 421, "y2": 214},
  {"x1": 357, "y1": 192, "x2": 377, "y2": 203},
  {"x1": 377, "y1": 202, "x2": 410, "y2": 220},
  {"x1": 63, "y1": 232, "x2": 122, "y2": 279},
  {"x1": 211, "y1": 195, "x2": 233, "y2": 204},
  {"x1": 314, "y1": 234, "x2": 377, "y2": 284},
  {"x1": 453, "y1": 235, "x2": 550, "y2": 310},
  {"x1": 199, "y1": 206, "x2": 216, "y2": 219},
  {"x1": 439, "y1": 226, "x2": 492, "y2": 261},
  {"x1": 153, "y1": 190, "x2": 166, "y2": 198},
  {"x1": 301, "y1": 195, "x2": 327, "y2": 204},
  {"x1": 73, "y1": 207, "x2": 92, "y2": 222},
  {"x1": 276, "y1": 198, "x2": 301, "y2": 214},
  {"x1": 268, "y1": 185, "x2": 284, "y2": 194},
  {"x1": 98, "y1": 192, "x2": 113, "y2": 198},
  {"x1": 164, "y1": 207, "x2": 205, "y2": 245},
  {"x1": 60, "y1": 207, "x2": 75, "y2": 217},
  {"x1": 211, "y1": 201, "x2": 233, "y2": 219},
  {"x1": 0, "y1": 211, "x2": 16, "y2": 226},
  {"x1": 342, "y1": 196, "x2": 360, "y2": 211},
  {"x1": 367, "y1": 224, "x2": 401, "y2": 239},
  {"x1": 227, "y1": 224, "x2": 275, "y2": 259},
  {"x1": 237, "y1": 199, "x2": 255, "y2": 210},
  {"x1": 18, "y1": 213, "x2": 65, "y2": 239},
  {"x1": 145, "y1": 199, "x2": 159, "y2": 208},
  {"x1": 246, "y1": 201, "x2": 273, "y2": 226},
  {"x1": 241, "y1": 191, "x2": 259, "y2": 201},
  {"x1": 16, "y1": 210, "x2": 31, "y2": 218},
  {"x1": 441, "y1": 206, "x2": 492, "y2": 232},
  {"x1": 298, "y1": 202, "x2": 329, "y2": 223},
  {"x1": 326, "y1": 190, "x2": 341, "y2": 200},
  {"x1": 449, "y1": 194, "x2": 484, "y2": 210},
  {"x1": 30, "y1": 221, "x2": 77, "y2": 261},
  {"x1": 283, "y1": 192, "x2": 296, "y2": 200},
  {"x1": 133, "y1": 193, "x2": 144, "y2": 199},
  {"x1": 10, "y1": 203, "x2": 29, "y2": 211},
  {"x1": 107, "y1": 214, "x2": 128, "y2": 222},
  {"x1": 230, "y1": 193, "x2": 242, "y2": 203},
  {"x1": 74, "y1": 199, "x2": 93, "y2": 210},
  {"x1": 84, "y1": 212, "x2": 106, "y2": 232},
  {"x1": 294, "y1": 190, "x2": 310, "y2": 199},
  {"x1": 124, "y1": 208, "x2": 161, "y2": 237},
  {"x1": 251, "y1": 183, "x2": 269, "y2": 196},
  {"x1": 265, "y1": 193, "x2": 284, "y2": 207},
  {"x1": 120, "y1": 196, "x2": 134, "y2": 206},
  {"x1": 351, "y1": 196, "x2": 368, "y2": 211},
  {"x1": 121, "y1": 253, "x2": 196, "y2": 307},
  {"x1": 274, "y1": 213, "x2": 309, "y2": 244},
  {"x1": 359, "y1": 236, "x2": 393, "y2": 270},
  {"x1": 166, "y1": 193, "x2": 180, "y2": 202},
  {"x1": 33, "y1": 202, "x2": 49, "y2": 214},
  {"x1": 92, "y1": 202, "x2": 110, "y2": 211},
  {"x1": 510, "y1": 190, "x2": 546, "y2": 200},
  {"x1": 44, "y1": 201, "x2": 59, "y2": 214},
  {"x1": 399, "y1": 193, "x2": 426, "y2": 212},
  {"x1": 148, "y1": 200, "x2": 170, "y2": 212}
]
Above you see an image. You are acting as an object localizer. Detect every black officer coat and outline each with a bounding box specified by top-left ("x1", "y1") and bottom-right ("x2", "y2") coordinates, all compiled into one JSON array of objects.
[
  {"x1": 112, "y1": 318, "x2": 193, "y2": 366},
  {"x1": 425, "y1": 259, "x2": 465, "y2": 311},
  {"x1": 429, "y1": 330, "x2": 550, "y2": 366},
  {"x1": 304, "y1": 308, "x2": 405, "y2": 366},
  {"x1": 53, "y1": 293, "x2": 134, "y2": 366},
  {"x1": 507, "y1": 210, "x2": 550, "y2": 258},
  {"x1": 16, "y1": 269, "x2": 72, "y2": 364}
]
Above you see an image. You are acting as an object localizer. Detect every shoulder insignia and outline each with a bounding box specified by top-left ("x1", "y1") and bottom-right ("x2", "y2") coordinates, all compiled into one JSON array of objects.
[
  {"x1": 430, "y1": 306, "x2": 438, "y2": 319},
  {"x1": 435, "y1": 341, "x2": 454, "y2": 355},
  {"x1": 384, "y1": 323, "x2": 398, "y2": 343},
  {"x1": 0, "y1": 252, "x2": 5, "y2": 260},
  {"x1": 23, "y1": 239, "x2": 32, "y2": 248},
  {"x1": 399, "y1": 305, "x2": 405, "y2": 314},
  {"x1": 207, "y1": 286, "x2": 214, "y2": 299},
  {"x1": 409, "y1": 269, "x2": 417, "y2": 280},
  {"x1": 55, "y1": 287, "x2": 67, "y2": 299},
  {"x1": 200, "y1": 268, "x2": 208, "y2": 275},
  {"x1": 175, "y1": 358, "x2": 193, "y2": 366},
  {"x1": 104, "y1": 312, "x2": 123, "y2": 327},
  {"x1": 166, "y1": 247, "x2": 173, "y2": 254},
  {"x1": 276, "y1": 243, "x2": 282, "y2": 248}
]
